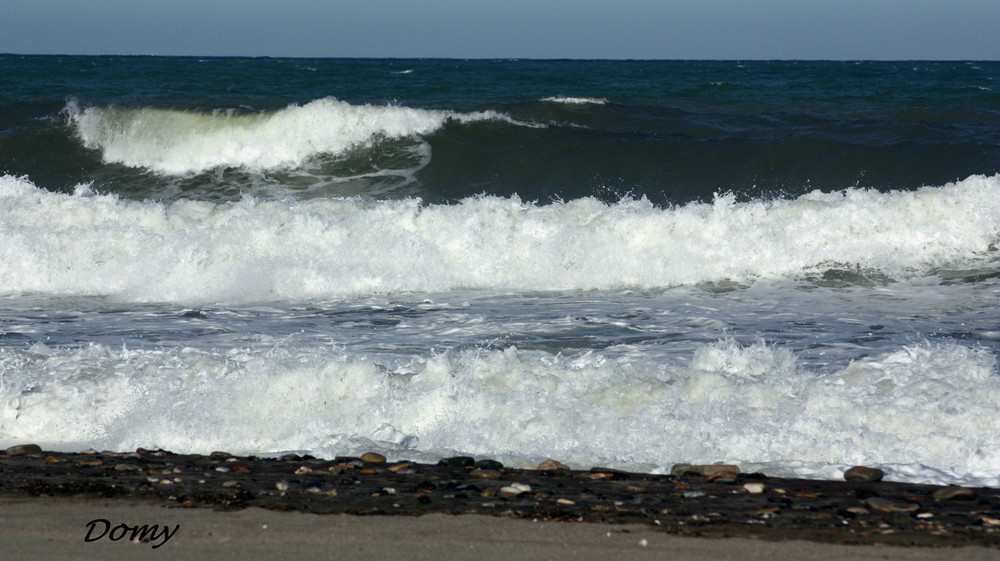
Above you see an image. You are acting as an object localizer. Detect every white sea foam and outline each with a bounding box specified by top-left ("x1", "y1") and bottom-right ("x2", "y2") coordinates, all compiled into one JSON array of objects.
[
  {"x1": 64, "y1": 98, "x2": 517, "y2": 175},
  {"x1": 541, "y1": 96, "x2": 608, "y2": 105},
  {"x1": 1, "y1": 338, "x2": 997, "y2": 487},
  {"x1": 1, "y1": 174, "x2": 997, "y2": 304}
]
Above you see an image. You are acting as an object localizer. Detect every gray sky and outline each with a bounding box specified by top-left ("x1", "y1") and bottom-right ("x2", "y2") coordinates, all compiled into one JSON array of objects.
[{"x1": 3, "y1": 0, "x2": 998, "y2": 59}]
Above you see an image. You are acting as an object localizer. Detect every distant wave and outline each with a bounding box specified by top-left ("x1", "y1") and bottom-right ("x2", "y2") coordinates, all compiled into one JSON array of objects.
[
  {"x1": 64, "y1": 98, "x2": 524, "y2": 175},
  {"x1": 2, "y1": 174, "x2": 997, "y2": 304},
  {"x1": 541, "y1": 96, "x2": 608, "y2": 105}
]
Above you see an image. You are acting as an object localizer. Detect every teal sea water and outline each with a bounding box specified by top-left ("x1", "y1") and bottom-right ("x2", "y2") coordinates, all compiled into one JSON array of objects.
[{"x1": 1, "y1": 56, "x2": 999, "y2": 485}]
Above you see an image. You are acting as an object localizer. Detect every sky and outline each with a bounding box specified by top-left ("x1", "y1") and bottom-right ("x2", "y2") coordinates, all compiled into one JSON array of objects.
[{"x1": 2, "y1": 0, "x2": 999, "y2": 60}]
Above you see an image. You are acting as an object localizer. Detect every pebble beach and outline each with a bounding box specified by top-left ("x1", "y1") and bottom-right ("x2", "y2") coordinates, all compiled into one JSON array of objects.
[{"x1": 2, "y1": 444, "x2": 1000, "y2": 560}]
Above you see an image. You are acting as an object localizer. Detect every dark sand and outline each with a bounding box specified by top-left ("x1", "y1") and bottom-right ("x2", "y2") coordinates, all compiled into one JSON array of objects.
[{"x1": 2, "y1": 448, "x2": 999, "y2": 560}]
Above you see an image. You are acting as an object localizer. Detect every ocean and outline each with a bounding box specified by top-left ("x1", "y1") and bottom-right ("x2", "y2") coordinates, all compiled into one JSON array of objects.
[{"x1": 1, "y1": 56, "x2": 999, "y2": 486}]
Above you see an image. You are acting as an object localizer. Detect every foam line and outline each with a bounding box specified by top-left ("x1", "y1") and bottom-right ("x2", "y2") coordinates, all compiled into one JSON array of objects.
[{"x1": 1, "y1": 174, "x2": 998, "y2": 303}]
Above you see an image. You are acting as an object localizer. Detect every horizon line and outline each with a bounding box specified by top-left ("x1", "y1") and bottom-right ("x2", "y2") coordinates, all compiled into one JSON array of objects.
[{"x1": 2, "y1": 52, "x2": 998, "y2": 63}]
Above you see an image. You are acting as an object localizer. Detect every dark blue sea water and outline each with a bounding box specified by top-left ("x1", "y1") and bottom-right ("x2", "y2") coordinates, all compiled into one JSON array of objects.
[{"x1": 1, "y1": 56, "x2": 999, "y2": 485}]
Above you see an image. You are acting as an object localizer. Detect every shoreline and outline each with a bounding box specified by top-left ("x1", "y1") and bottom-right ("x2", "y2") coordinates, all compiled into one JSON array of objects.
[{"x1": 2, "y1": 446, "x2": 999, "y2": 558}]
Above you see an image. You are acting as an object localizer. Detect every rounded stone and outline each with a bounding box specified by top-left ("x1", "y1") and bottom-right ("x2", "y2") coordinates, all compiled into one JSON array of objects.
[
  {"x1": 671, "y1": 463, "x2": 740, "y2": 477},
  {"x1": 438, "y1": 456, "x2": 475, "y2": 468},
  {"x1": 468, "y1": 469, "x2": 502, "y2": 479},
  {"x1": 537, "y1": 459, "x2": 570, "y2": 470},
  {"x1": 5, "y1": 444, "x2": 42, "y2": 456},
  {"x1": 932, "y1": 486, "x2": 976, "y2": 501},
  {"x1": 499, "y1": 484, "x2": 530, "y2": 497},
  {"x1": 360, "y1": 452, "x2": 387, "y2": 464},
  {"x1": 474, "y1": 459, "x2": 503, "y2": 470},
  {"x1": 844, "y1": 466, "x2": 884, "y2": 482}
]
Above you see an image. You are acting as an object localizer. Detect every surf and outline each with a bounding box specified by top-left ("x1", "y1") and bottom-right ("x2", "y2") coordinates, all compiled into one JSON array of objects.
[
  {"x1": 1, "y1": 338, "x2": 997, "y2": 487},
  {"x1": 1, "y1": 174, "x2": 998, "y2": 304}
]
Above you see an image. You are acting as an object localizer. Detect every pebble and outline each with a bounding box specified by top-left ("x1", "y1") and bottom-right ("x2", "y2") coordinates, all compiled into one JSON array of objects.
[
  {"x1": 361, "y1": 452, "x2": 387, "y2": 463},
  {"x1": 932, "y1": 486, "x2": 976, "y2": 501},
  {"x1": 499, "y1": 483, "x2": 532, "y2": 497},
  {"x1": 863, "y1": 497, "x2": 917, "y2": 513},
  {"x1": 295, "y1": 466, "x2": 313, "y2": 475},
  {"x1": 844, "y1": 466, "x2": 885, "y2": 482},
  {"x1": 537, "y1": 459, "x2": 570, "y2": 470},
  {"x1": 671, "y1": 463, "x2": 740, "y2": 478},
  {"x1": 5, "y1": 444, "x2": 42, "y2": 456},
  {"x1": 590, "y1": 467, "x2": 629, "y2": 475},
  {"x1": 114, "y1": 463, "x2": 139, "y2": 471},
  {"x1": 275, "y1": 481, "x2": 289, "y2": 491},
  {"x1": 475, "y1": 459, "x2": 504, "y2": 470},
  {"x1": 438, "y1": 456, "x2": 476, "y2": 468},
  {"x1": 706, "y1": 471, "x2": 737, "y2": 483},
  {"x1": 743, "y1": 482, "x2": 766, "y2": 494},
  {"x1": 469, "y1": 469, "x2": 502, "y2": 479}
]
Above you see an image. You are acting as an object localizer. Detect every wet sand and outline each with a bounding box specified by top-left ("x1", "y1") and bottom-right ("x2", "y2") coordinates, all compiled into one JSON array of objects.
[{"x1": 2, "y1": 448, "x2": 999, "y2": 559}]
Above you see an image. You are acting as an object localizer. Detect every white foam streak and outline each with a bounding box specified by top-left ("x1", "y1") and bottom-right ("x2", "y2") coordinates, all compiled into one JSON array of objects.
[
  {"x1": 541, "y1": 96, "x2": 608, "y2": 105},
  {"x1": 2, "y1": 339, "x2": 997, "y2": 486},
  {"x1": 2, "y1": 174, "x2": 998, "y2": 304},
  {"x1": 66, "y1": 98, "x2": 513, "y2": 175}
]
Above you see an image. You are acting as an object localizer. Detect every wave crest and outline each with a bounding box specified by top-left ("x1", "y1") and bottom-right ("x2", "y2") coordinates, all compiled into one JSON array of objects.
[
  {"x1": 65, "y1": 98, "x2": 515, "y2": 175},
  {"x1": 1, "y1": 174, "x2": 998, "y2": 303}
]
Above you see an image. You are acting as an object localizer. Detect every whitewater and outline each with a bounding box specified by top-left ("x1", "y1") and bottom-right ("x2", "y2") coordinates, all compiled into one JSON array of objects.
[
  {"x1": 2, "y1": 174, "x2": 997, "y2": 302},
  {"x1": 2, "y1": 57, "x2": 999, "y2": 488},
  {"x1": 2, "y1": 173, "x2": 999, "y2": 487}
]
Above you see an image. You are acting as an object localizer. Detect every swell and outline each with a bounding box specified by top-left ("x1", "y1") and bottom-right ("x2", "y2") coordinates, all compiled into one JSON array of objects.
[{"x1": 27, "y1": 95, "x2": 1000, "y2": 205}]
